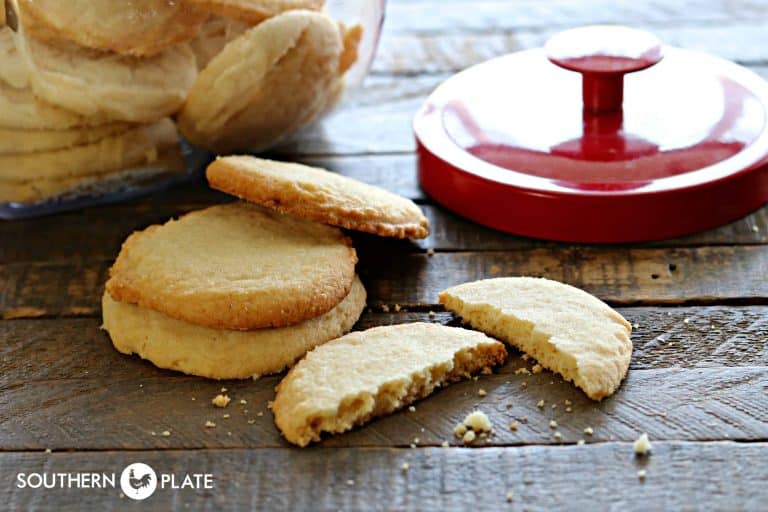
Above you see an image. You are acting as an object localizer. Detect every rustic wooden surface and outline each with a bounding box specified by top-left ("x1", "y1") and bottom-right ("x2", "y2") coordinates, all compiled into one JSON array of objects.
[{"x1": 2, "y1": 1, "x2": 768, "y2": 510}]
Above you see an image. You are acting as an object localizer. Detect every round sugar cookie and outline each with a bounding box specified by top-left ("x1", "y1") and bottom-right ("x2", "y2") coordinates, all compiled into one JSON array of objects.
[
  {"x1": 15, "y1": 0, "x2": 206, "y2": 57},
  {"x1": 14, "y1": 28, "x2": 197, "y2": 122},
  {"x1": 0, "y1": 147, "x2": 185, "y2": 204},
  {"x1": 106, "y1": 202, "x2": 358, "y2": 330},
  {"x1": 207, "y1": 156, "x2": 430, "y2": 239},
  {"x1": 187, "y1": 0, "x2": 324, "y2": 24},
  {"x1": 102, "y1": 276, "x2": 366, "y2": 380},
  {"x1": 188, "y1": 16, "x2": 250, "y2": 71},
  {"x1": 178, "y1": 10, "x2": 355, "y2": 153},
  {"x1": 0, "y1": 123, "x2": 134, "y2": 155},
  {"x1": 0, "y1": 27, "x2": 27, "y2": 88},
  {"x1": 0, "y1": 119, "x2": 180, "y2": 181}
]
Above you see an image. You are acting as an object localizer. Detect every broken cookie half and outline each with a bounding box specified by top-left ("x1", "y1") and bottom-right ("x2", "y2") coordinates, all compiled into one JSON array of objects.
[
  {"x1": 273, "y1": 322, "x2": 507, "y2": 447},
  {"x1": 439, "y1": 277, "x2": 632, "y2": 401}
]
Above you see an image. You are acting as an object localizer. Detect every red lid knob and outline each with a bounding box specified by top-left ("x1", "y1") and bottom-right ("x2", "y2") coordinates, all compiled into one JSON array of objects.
[{"x1": 545, "y1": 25, "x2": 664, "y2": 113}]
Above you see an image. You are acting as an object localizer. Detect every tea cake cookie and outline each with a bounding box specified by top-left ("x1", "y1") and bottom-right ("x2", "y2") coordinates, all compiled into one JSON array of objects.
[
  {"x1": 273, "y1": 323, "x2": 508, "y2": 446},
  {"x1": 0, "y1": 122, "x2": 134, "y2": 155},
  {"x1": 14, "y1": 28, "x2": 197, "y2": 122},
  {"x1": 439, "y1": 277, "x2": 633, "y2": 400},
  {"x1": 207, "y1": 156, "x2": 430, "y2": 239},
  {"x1": 14, "y1": 0, "x2": 206, "y2": 56},
  {"x1": 187, "y1": 0, "x2": 324, "y2": 24},
  {"x1": 0, "y1": 27, "x2": 27, "y2": 88},
  {"x1": 189, "y1": 16, "x2": 250, "y2": 70},
  {"x1": 106, "y1": 202, "x2": 357, "y2": 330},
  {"x1": 178, "y1": 10, "x2": 357, "y2": 152},
  {"x1": 102, "y1": 276, "x2": 366, "y2": 380},
  {"x1": 0, "y1": 119, "x2": 179, "y2": 181},
  {"x1": 0, "y1": 148, "x2": 185, "y2": 203}
]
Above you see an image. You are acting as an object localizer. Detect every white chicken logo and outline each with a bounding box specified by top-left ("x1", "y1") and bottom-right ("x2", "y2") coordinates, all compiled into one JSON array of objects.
[{"x1": 120, "y1": 463, "x2": 157, "y2": 500}]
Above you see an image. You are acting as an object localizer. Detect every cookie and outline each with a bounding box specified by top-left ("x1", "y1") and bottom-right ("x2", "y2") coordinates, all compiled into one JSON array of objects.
[
  {"x1": 273, "y1": 323, "x2": 508, "y2": 446},
  {"x1": 14, "y1": 0, "x2": 206, "y2": 57},
  {"x1": 187, "y1": 0, "x2": 324, "y2": 24},
  {"x1": 207, "y1": 156, "x2": 430, "y2": 239},
  {"x1": 439, "y1": 277, "x2": 633, "y2": 400},
  {"x1": 0, "y1": 119, "x2": 180, "y2": 181},
  {"x1": 189, "y1": 16, "x2": 250, "y2": 71},
  {"x1": 106, "y1": 202, "x2": 358, "y2": 330},
  {"x1": 178, "y1": 10, "x2": 357, "y2": 153},
  {"x1": 13, "y1": 26, "x2": 197, "y2": 122},
  {"x1": 102, "y1": 275, "x2": 366, "y2": 380},
  {"x1": 0, "y1": 148, "x2": 185, "y2": 204},
  {"x1": 0, "y1": 123, "x2": 134, "y2": 155},
  {"x1": 0, "y1": 27, "x2": 27, "y2": 88}
]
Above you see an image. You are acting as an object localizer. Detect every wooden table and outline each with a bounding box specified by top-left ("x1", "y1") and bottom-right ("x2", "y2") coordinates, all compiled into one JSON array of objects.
[{"x1": 2, "y1": 1, "x2": 767, "y2": 510}]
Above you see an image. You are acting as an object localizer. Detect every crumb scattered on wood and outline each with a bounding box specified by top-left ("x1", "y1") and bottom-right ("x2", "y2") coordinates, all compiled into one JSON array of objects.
[{"x1": 212, "y1": 394, "x2": 231, "y2": 408}]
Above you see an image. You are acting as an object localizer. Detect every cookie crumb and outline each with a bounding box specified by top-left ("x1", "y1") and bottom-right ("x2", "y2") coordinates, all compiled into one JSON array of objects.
[
  {"x1": 222, "y1": 413, "x2": 230, "y2": 419},
  {"x1": 633, "y1": 323, "x2": 640, "y2": 330},
  {"x1": 205, "y1": 420, "x2": 216, "y2": 428},
  {"x1": 564, "y1": 399, "x2": 572, "y2": 406},
  {"x1": 394, "y1": 304, "x2": 402, "y2": 312},
  {"x1": 584, "y1": 427, "x2": 594, "y2": 436},
  {"x1": 257, "y1": 411, "x2": 264, "y2": 417},
  {"x1": 565, "y1": 407, "x2": 573, "y2": 413},
  {"x1": 408, "y1": 405, "x2": 416, "y2": 412},
  {"x1": 401, "y1": 463, "x2": 409, "y2": 472},
  {"x1": 553, "y1": 431, "x2": 562, "y2": 441},
  {"x1": 478, "y1": 388, "x2": 487, "y2": 397},
  {"x1": 521, "y1": 354, "x2": 530, "y2": 361},
  {"x1": 247, "y1": 419, "x2": 255, "y2": 425},
  {"x1": 347, "y1": 479, "x2": 354, "y2": 486},
  {"x1": 683, "y1": 318, "x2": 690, "y2": 324},
  {"x1": 161, "y1": 430, "x2": 171, "y2": 437},
  {"x1": 220, "y1": 387, "x2": 227, "y2": 393},
  {"x1": 518, "y1": 416, "x2": 528, "y2": 423},
  {"x1": 577, "y1": 439, "x2": 585, "y2": 445},
  {"x1": 637, "y1": 469, "x2": 647, "y2": 479},
  {"x1": 463, "y1": 430, "x2": 476, "y2": 444},
  {"x1": 454, "y1": 424, "x2": 468, "y2": 437},
  {"x1": 536, "y1": 399, "x2": 545, "y2": 409},
  {"x1": 463, "y1": 410, "x2": 492, "y2": 433},
  {"x1": 426, "y1": 248, "x2": 435, "y2": 257},
  {"x1": 441, "y1": 441, "x2": 450, "y2": 448},
  {"x1": 44, "y1": 448, "x2": 52, "y2": 454},
  {"x1": 520, "y1": 381, "x2": 527, "y2": 388},
  {"x1": 549, "y1": 420, "x2": 558, "y2": 429},
  {"x1": 634, "y1": 433, "x2": 652, "y2": 455},
  {"x1": 509, "y1": 421, "x2": 518, "y2": 431},
  {"x1": 239, "y1": 399, "x2": 247, "y2": 405},
  {"x1": 531, "y1": 364, "x2": 543, "y2": 374},
  {"x1": 514, "y1": 367, "x2": 530, "y2": 375},
  {"x1": 212, "y1": 394, "x2": 231, "y2": 408},
  {"x1": 506, "y1": 491, "x2": 514, "y2": 502},
  {"x1": 428, "y1": 311, "x2": 436, "y2": 318},
  {"x1": 382, "y1": 304, "x2": 390, "y2": 313}
]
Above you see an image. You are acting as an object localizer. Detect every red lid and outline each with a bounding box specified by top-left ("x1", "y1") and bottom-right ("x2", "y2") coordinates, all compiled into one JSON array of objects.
[{"x1": 415, "y1": 25, "x2": 768, "y2": 242}]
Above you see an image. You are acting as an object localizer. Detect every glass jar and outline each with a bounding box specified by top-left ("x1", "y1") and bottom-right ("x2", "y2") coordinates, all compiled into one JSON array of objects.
[{"x1": 0, "y1": 0, "x2": 386, "y2": 218}]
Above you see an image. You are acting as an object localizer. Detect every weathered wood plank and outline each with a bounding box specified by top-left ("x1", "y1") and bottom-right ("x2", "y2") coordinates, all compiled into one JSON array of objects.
[
  {"x1": 3, "y1": 443, "x2": 767, "y2": 511},
  {"x1": 2, "y1": 245, "x2": 766, "y2": 318},
  {"x1": 3, "y1": 305, "x2": 765, "y2": 380},
  {"x1": 359, "y1": 246, "x2": 768, "y2": 306},
  {"x1": 3, "y1": 197, "x2": 766, "y2": 265},
  {"x1": 0, "y1": 313, "x2": 765, "y2": 450},
  {"x1": 385, "y1": 0, "x2": 768, "y2": 34},
  {"x1": 373, "y1": 25, "x2": 768, "y2": 75}
]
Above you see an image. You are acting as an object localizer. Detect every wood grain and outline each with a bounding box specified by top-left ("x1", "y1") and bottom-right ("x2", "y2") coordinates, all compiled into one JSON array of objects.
[
  {"x1": 3, "y1": 443, "x2": 767, "y2": 511},
  {"x1": 2, "y1": 197, "x2": 766, "y2": 265},
  {"x1": 2, "y1": 245, "x2": 766, "y2": 318},
  {"x1": 0, "y1": 310, "x2": 765, "y2": 451}
]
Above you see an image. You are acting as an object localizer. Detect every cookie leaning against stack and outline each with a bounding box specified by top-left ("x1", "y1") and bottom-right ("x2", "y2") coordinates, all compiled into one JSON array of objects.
[{"x1": 102, "y1": 202, "x2": 365, "y2": 379}]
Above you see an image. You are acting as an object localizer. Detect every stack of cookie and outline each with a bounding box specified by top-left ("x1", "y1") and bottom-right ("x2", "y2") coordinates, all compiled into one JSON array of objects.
[
  {"x1": 102, "y1": 156, "x2": 430, "y2": 379},
  {"x1": 0, "y1": 0, "x2": 361, "y2": 204},
  {"x1": 0, "y1": 0, "x2": 196, "y2": 203}
]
